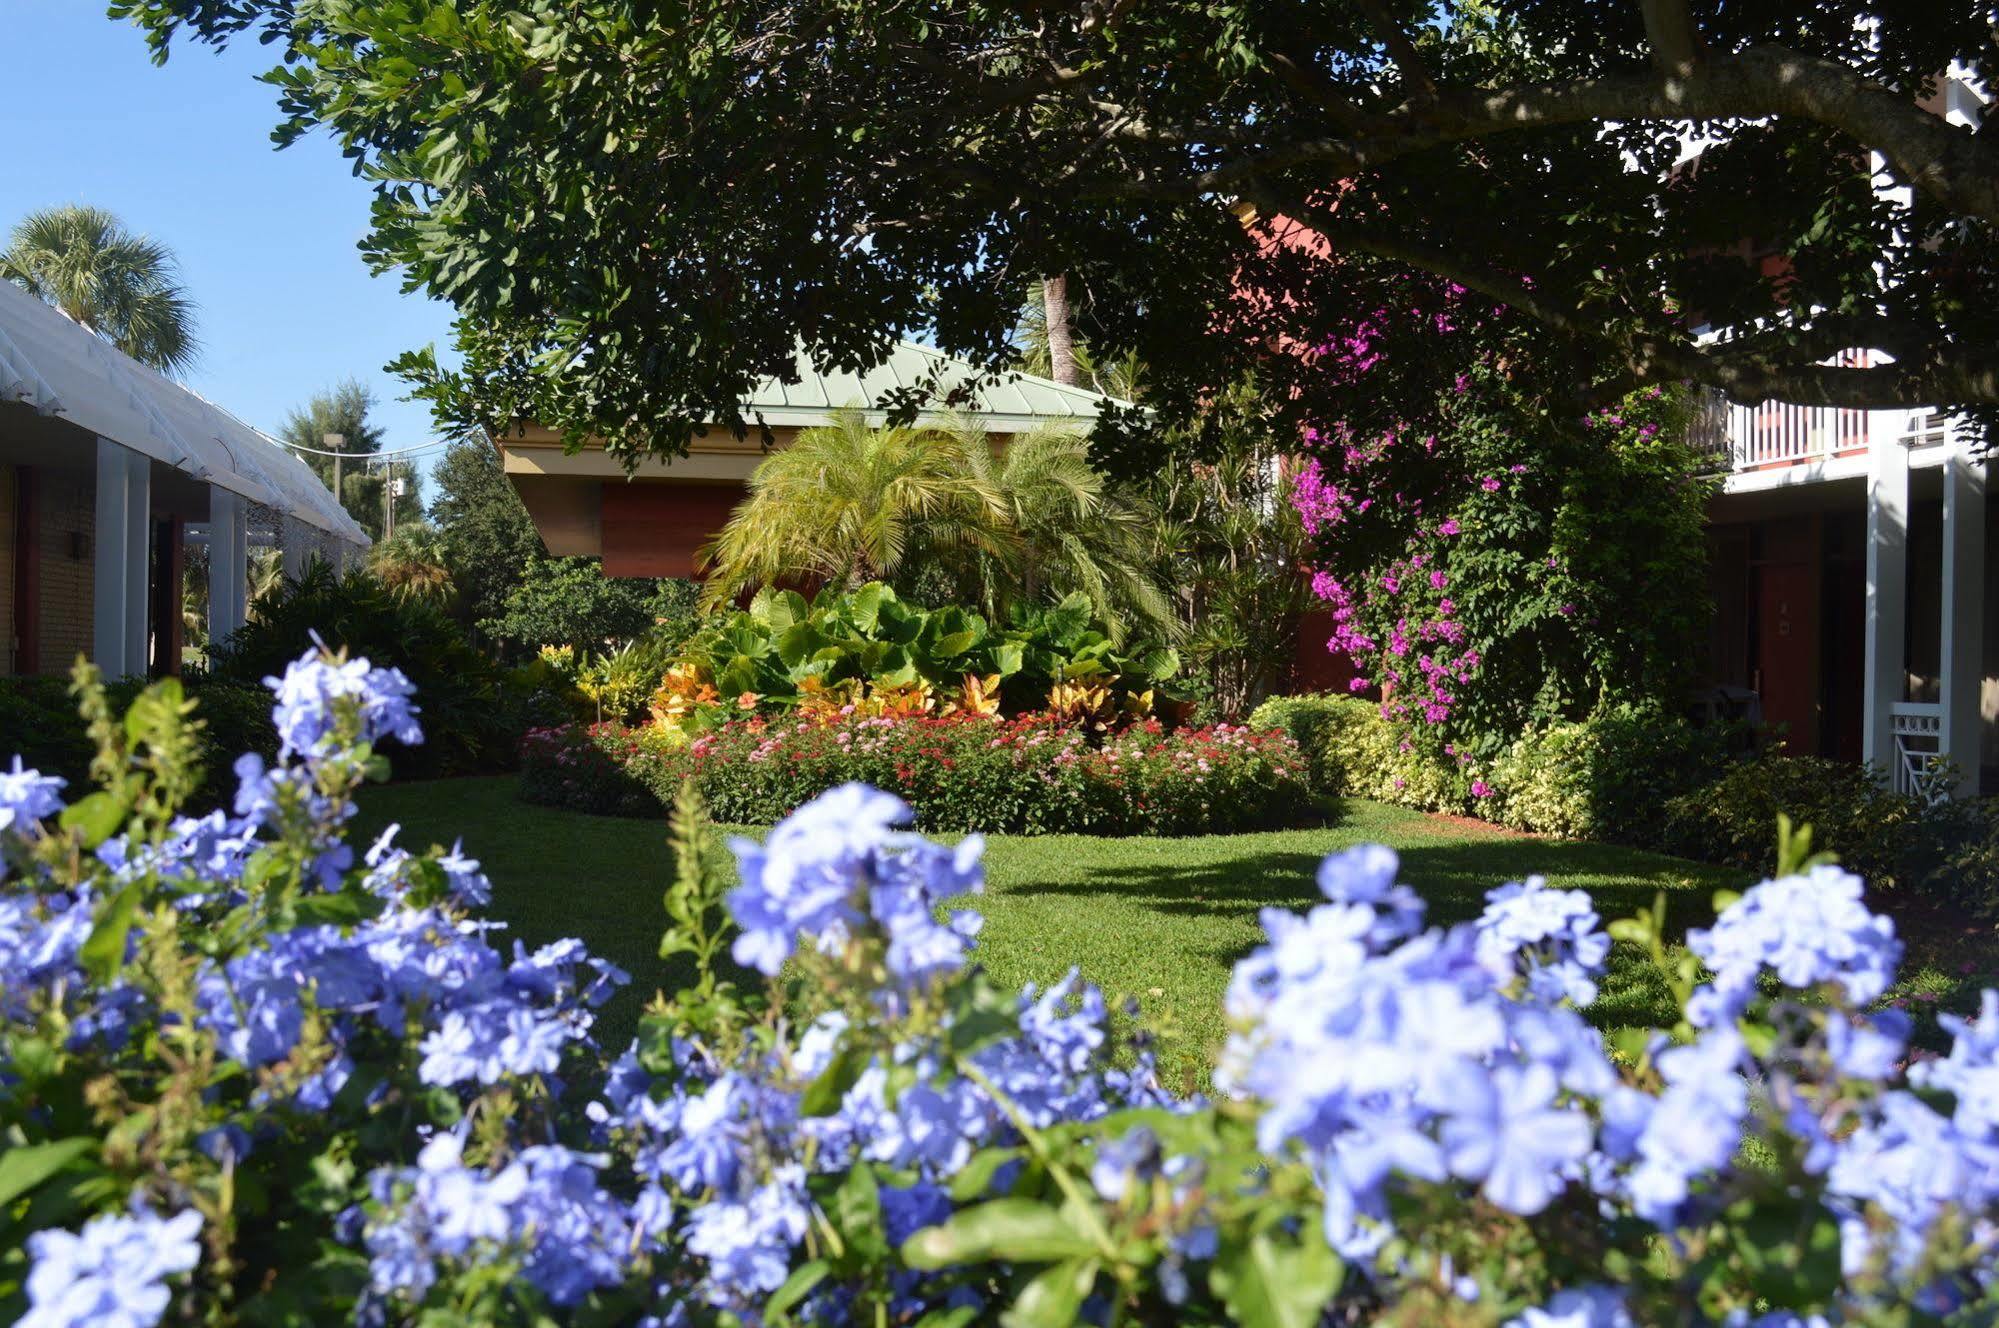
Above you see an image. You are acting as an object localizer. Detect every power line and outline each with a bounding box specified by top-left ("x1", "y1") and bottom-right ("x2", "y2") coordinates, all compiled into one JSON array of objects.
[{"x1": 277, "y1": 437, "x2": 453, "y2": 460}]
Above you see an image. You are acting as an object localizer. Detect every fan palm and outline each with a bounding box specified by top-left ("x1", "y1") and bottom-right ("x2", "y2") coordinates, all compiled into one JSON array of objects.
[
  {"x1": 942, "y1": 418, "x2": 1175, "y2": 643},
  {"x1": 699, "y1": 408, "x2": 1013, "y2": 606},
  {"x1": 701, "y1": 410, "x2": 1176, "y2": 643},
  {"x1": 369, "y1": 523, "x2": 456, "y2": 604},
  {"x1": 1, "y1": 205, "x2": 199, "y2": 376}
]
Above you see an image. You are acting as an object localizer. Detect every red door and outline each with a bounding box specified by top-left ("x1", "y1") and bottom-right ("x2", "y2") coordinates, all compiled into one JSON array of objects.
[{"x1": 1756, "y1": 560, "x2": 1820, "y2": 755}]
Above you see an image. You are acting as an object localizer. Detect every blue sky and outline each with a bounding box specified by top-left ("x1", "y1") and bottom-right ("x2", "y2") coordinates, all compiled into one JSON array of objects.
[{"x1": 1, "y1": 3, "x2": 459, "y2": 486}]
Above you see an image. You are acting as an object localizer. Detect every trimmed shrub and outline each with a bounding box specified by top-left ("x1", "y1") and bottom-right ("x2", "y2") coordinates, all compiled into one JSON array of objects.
[
  {"x1": 1486, "y1": 701, "x2": 1735, "y2": 840},
  {"x1": 1246, "y1": 693, "x2": 1467, "y2": 810},
  {"x1": 1924, "y1": 797, "x2": 1999, "y2": 917},
  {"x1": 212, "y1": 564, "x2": 515, "y2": 776},
  {"x1": 521, "y1": 712, "x2": 1313, "y2": 835},
  {"x1": 0, "y1": 671, "x2": 276, "y2": 805},
  {"x1": 1657, "y1": 754, "x2": 1940, "y2": 889}
]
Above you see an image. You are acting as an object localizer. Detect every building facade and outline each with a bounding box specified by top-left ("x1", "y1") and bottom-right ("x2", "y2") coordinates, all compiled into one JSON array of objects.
[
  {"x1": 1, "y1": 281, "x2": 366, "y2": 679},
  {"x1": 1700, "y1": 396, "x2": 1992, "y2": 799}
]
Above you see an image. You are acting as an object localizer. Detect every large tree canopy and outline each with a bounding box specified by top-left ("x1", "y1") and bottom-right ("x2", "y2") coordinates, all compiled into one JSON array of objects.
[{"x1": 116, "y1": 1, "x2": 1999, "y2": 461}]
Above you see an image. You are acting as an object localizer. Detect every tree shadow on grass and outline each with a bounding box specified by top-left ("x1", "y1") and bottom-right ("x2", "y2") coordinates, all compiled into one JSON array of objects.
[{"x1": 1005, "y1": 837, "x2": 1742, "y2": 1030}]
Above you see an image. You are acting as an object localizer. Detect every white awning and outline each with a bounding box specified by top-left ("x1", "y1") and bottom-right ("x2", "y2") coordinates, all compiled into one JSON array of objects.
[{"x1": 0, "y1": 280, "x2": 368, "y2": 546}]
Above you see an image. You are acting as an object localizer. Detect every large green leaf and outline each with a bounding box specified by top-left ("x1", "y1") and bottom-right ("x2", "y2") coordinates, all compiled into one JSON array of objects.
[
  {"x1": 80, "y1": 881, "x2": 145, "y2": 983},
  {"x1": 848, "y1": 582, "x2": 892, "y2": 633},
  {"x1": 901, "y1": 1199, "x2": 1100, "y2": 1269},
  {"x1": 1208, "y1": 1232, "x2": 1343, "y2": 1328},
  {"x1": 0, "y1": 1137, "x2": 96, "y2": 1209},
  {"x1": 1001, "y1": 1257, "x2": 1099, "y2": 1328}
]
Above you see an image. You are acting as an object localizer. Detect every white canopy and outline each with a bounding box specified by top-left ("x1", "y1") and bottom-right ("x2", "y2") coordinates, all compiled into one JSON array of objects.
[{"x1": 0, "y1": 280, "x2": 368, "y2": 546}]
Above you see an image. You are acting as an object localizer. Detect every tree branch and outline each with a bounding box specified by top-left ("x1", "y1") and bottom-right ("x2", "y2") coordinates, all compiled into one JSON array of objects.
[
  {"x1": 1090, "y1": 47, "x2": 1999, "y2": 228},
  {"x1": 1355, "y1": 0, "x2": 1437, "y2": 96},
  {"x1": 1638, "y1": 0, "x2": 1703, "y2": 78}
]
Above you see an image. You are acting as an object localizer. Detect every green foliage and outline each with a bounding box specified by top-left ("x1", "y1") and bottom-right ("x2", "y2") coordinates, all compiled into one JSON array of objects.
[
  {"x1": 278, "y1": 378, "x2": 421, "y2": 541},
  {"x1": 1657, "y1": 755, "x2": 1950, "y2": 891},
  {"x1": 113, "y1": 4, "x2": 1999, "y2": 464},
  {"x1": 483, "y1": 555, "x2": 698, "y2": 659},
  {"x1": 426, "y1": 438, "x2": 545, "y2": 634},
  {"x1": 1487, "y1": 701, "x2": 1737, "y2": 840},
  {"x1": 669, "y1": 583, "x2": 1175, "y2": 726},
  {"x1": 521, "y1": 712, "x2": 1314, "y2": 836},
  {"x1": 209, "y1": 564, "x2": 513, "y2": 776},
  {"x1": 1, "y1": 203, "x2": 197, "y2": 375},
  {"x1": 1126, "y1": 383, "x2": 1313, "y2": 722},
  {"x1": 1921, "y1": 798, "x2": 1999, "y2": 919},
  {"x1": 702, "y1": 410, "x2": 1173, "y2": 646},
  {"x1": 0, "y1": 671, "x2": 276, "y2": 807},
  {"x1": 1247, "y1": 694, "x2": 1468, "y2": 811}
]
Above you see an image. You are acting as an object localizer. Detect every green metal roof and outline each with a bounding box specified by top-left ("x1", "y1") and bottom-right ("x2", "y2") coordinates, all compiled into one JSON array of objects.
[{"x1": 743, "y1": 341, "x2": 1120, "y2": 430}]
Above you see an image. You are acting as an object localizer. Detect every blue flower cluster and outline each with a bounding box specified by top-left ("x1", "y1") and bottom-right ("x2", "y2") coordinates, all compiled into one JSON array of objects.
[
  {"x1": 19, "y1": 1206, "x2": 201, "y2": 1328},
  {"x1": 1222, "y1": 846, "x2": 1614, "y2": 1258},
  {"x1": 11, "y1": 648, "x2": 1999, "y2": 1327},
  {"x1": 727, "y1": 782, "x2": 984, "y2": 997}
]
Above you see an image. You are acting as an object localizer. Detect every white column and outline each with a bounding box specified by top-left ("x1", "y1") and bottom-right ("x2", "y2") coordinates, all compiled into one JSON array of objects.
[
  {"x1": 92, "y1": 436, "x2": 130, "y2": 678},
  {"x1": 123, "y1": 449, "x2": 151, "y2": 676},
  {"x1": 281, "y1": 517, "x2": 309, "y2": 583},
  {"x1": 1862, "y1": 428, "x2": 1911, "y2": 769},
  {"x1": 1942, "y1": 424, "x2": 1987, "y2": 798},
  {"x1": 208, "y1": 486, "x2": 247, "y2": 646}
]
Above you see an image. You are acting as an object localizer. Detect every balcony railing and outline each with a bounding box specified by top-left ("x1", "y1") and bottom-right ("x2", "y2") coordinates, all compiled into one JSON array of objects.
[{"x1": 1688, "y1": 348, "x2": 1894, "y2": 473}]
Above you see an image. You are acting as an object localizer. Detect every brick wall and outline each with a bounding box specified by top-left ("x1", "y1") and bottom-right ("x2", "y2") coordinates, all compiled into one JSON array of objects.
[{"x1": 37, "y1": 475, "x2": 93, "y2": 675}]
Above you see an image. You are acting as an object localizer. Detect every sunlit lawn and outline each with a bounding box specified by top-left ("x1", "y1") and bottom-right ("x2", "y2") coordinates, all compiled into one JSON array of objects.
[{"x1": 353, "y1": 777, "x2": 1781, "y2": 1086}]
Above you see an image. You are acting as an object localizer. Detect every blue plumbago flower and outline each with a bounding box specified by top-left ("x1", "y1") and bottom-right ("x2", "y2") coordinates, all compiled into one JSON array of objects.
[
  {"x1": 364, "y1": 1134, "x2": 636, "y2": 1309},
  {"x1": 1686, "y1": 865, "x2": 1901, "y2": 1026},
  {"x1": 1598, "y1": 1027, "x2": 1750, "y2": 1226},
  {"x1": 0, "y1": 889, "x2": 93, "y2": 1013},
  {"x1": 1504, "y1": 1285, "x2": 1635, "y2": 1328},
  {"x1": 682, "y1": 1165, "x2": 810, "y2": 1308},
  {"x1": 1317, "y1": 843, "x2": 1425, "y2": 944},
  {"x1": 1475, "y1": 877, "x2": 1610, "y2": 1006},
  {"x1": 1827, "y1": 1089, "x2": 1999, "y2": 1279},
  {"x1": 0, "y1": 756, "x2": 65, "y2": 836},
  {"x1": 726, "y1": 783, "x2": 985, "y2": 994},
  {"x1": 20, "y1": 1205, "x2": 202, "y2": 1328},
  {"x1": 265, "y1": 645, "x2": 423, "y2": 761},
  {"x1": 1440, "y1": 1062, "x2": 1593, "y2": 1214},
  {"x1": 1911, "y1": 988, "x2": 1999, "y2": 1136},
  {"x1": 1090, "y1": 1124, "x2": 1163, "y2": 1202}
]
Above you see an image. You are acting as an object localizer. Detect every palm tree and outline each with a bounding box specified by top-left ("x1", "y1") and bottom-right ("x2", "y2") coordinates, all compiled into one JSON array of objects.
[
  {"x1": 1, "y1": 205, "x2": 199, "y2": 376},
  {"x1": 699, "y1": 408, "x2": 1013, "y2": 605},
  {"x1": 700, "y1": 410, "x2": 1177, "y2": 643},
  {"x1": 369, "y1": 523, "x2": 456, "y2": 604},
  {"x1": 942, "y1": 419, "x2": 1175, "y2": 642}
]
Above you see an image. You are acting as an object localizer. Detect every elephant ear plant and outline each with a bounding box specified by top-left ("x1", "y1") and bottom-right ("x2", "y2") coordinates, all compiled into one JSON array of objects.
[
  {"x1": 2, "y1": 657, "x2": 1998, "y2": 1325},
  {"x1": 658, "y1": 582, "x2": 1178, "y2": 730}
]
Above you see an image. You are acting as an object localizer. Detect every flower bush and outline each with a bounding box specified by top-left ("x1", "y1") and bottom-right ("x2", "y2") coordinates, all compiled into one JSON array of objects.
[
  {"x1": 1290, "y1": 362, "x2": 1715, "y2": 764},
  {"x1": 521, "y1": 710, "x2": 1314, "y2": 835},
  {"x1": 6, "y1": 658, "x2": 1999, "y2": 1327}
]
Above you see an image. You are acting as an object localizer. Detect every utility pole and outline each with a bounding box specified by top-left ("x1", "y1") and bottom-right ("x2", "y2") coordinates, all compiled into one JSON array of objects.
[{"x1": 325, "y1": 432, "x2": 345, "y2": 510}]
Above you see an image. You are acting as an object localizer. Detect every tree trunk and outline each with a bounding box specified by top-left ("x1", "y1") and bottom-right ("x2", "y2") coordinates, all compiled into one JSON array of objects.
[{"x1": 1042, "y1": 275, "x2": 1079, "y2": 386}]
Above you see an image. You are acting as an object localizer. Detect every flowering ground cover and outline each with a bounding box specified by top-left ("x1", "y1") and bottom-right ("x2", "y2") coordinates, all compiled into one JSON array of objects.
[
  {"x1": 12, "y1": 657, "x2": 1999, "y2": 1324},
  {"x1": 355, "y1": 776, "x2": 1752, "y2": 1084}
]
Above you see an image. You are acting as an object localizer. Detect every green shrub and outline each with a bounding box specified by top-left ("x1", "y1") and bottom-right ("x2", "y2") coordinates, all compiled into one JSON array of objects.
[
  {"x1": 212, "y1": 564, "x2": 513, "y2": 776},
  {"x1": 521, "y1": 713, "x2": 1313, "y2": 835},
  {"x1": 1246, "y1": 692, "x2": 1466, "y2": 810},
  {"x1": 1657, "y1": 754, "x2": 1939, "y2": 889},
  {"x1": 1918, "y1": 797, "x2": 1999, "y2": 917},
  {"x1": 0, "y1": 671, "x2": 275, "y2": 805},
  {"x1": 662, "y1": 583, "x2": 1179, "y2": 729},
  {"x1": 1486, "y1": 701, "x2": 1736, "y2": 840}
]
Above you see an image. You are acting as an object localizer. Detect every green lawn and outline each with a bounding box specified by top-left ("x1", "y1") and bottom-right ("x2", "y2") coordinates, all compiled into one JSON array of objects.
[{"x1": 354, "y1": 777, "x2": 1753, "y2": 1086}]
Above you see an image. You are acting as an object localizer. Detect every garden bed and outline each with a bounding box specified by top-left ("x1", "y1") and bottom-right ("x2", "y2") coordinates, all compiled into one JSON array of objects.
[{"x1": 518, "y1": 711, "x2": 1316, "y2": 836}]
